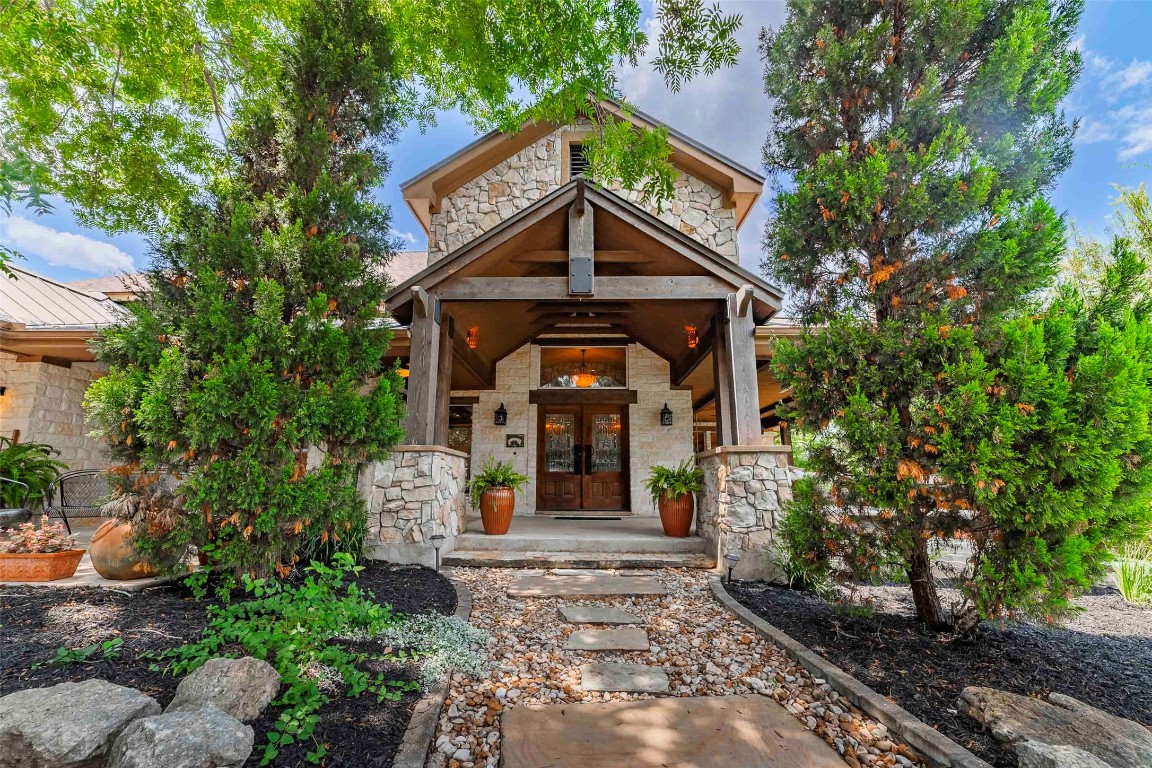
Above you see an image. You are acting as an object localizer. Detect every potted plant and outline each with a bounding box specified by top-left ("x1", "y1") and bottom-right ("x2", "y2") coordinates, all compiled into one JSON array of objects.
[
  {"x1": 0, "y1": 521, "x2": 84, "y2": 581},
  {"x1": 465, "y1": 457, "x2": 529, "y2": 535},
  {"x1": 644, "y1": 460, "x2": 705, "y2": 538},
  {"x1": 88, "y1": 479, "x2": 177, "y2": 580},
  {"x1": 0, "y1": 437, "x2": 67, "y2": 524}
]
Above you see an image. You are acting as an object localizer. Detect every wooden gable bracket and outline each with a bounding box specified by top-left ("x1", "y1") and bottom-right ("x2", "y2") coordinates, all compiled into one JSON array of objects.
[
  {"x1": 569, "y1": 178, "x2": 594, "y2": 295},
  {"x1": 735, "y1": 284, "x2": 755, "y2": 317}
]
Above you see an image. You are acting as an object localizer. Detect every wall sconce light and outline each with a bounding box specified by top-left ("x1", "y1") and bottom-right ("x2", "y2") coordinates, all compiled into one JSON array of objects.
[
  {"x1": 685, "y1": 325, "x2": 698, "y2": 349},
  {"x1": 724, "y1": 551, "x2": 741, "y2": 585},
  {"x1": 466, "y1": 327, "x2": 479, "y2": 349},
  {"x1": 429, "y1": 534, "x2": 446, "y2": 572},
  {"x1": 660, "y1": 402, "x2": 673, "y2": 427},
  {"x1": 494, "y1": 403, "x2": 508, "y2": 426}
]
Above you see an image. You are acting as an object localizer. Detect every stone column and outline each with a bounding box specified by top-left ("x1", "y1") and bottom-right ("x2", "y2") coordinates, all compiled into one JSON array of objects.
[
  {"x1": 359, "y1": 445, "x2": 468, "y2": 566},
  {"x1": 695, "y1": 445, "x2": 797, "y2": 580}
]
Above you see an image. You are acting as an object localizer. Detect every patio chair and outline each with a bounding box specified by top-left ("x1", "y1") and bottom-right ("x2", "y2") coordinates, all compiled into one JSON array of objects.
[
  {"x1": 44, "y1": 469, "x2": 113, "y2": 534},
  {"x1": 0, "y1": 477, "x2": 33, "y2": 529}
]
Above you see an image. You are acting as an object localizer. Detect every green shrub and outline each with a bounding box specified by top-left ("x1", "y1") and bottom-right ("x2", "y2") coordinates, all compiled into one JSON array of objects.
[
  {"x1": 642, "y1": 459, "x2": 704, "y2": 507},
  {"x1": 0, "y1": 437, "x2": 66, "y2": 509},
  {"x1": 465, "y1": 457, "x2": 530, "y2": 509}
]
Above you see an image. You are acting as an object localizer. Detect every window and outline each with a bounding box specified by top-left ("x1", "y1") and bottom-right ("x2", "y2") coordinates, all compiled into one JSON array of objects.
[
  {"x1": 539, "y1": 347, "x2": 626, "y2": 388},
  {"x1": 569, "y1": 142, "x2": 589, "y2": 178}
]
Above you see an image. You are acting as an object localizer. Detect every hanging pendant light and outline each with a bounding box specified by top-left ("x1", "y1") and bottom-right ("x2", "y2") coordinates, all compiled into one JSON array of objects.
[{"x1": 573, "y1": 349, "x2": 597, "y2": 388}]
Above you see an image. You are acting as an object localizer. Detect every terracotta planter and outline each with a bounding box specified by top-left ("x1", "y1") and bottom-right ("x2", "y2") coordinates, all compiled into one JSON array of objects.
[
  {"x1": 0, "y1": 549, "x2": 85, "y2": 581},
  {"x1": 658, "y1": 492, "x2": 695, "y2": 538},
  {"x1": 479, "y1": 488, "x2": 515, "y2": 535},
  {"x1": 89, "y1": 520, "x2": 158, "y2": 580}
]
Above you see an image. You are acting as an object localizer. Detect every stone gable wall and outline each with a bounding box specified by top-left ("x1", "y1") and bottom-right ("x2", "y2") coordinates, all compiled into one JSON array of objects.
[
  {"x1": 428, "y1": 123, "x2": 738, "y2": 261},
  {"x1": 0, "y1": 352, "x2": 110, "y2": 471}
]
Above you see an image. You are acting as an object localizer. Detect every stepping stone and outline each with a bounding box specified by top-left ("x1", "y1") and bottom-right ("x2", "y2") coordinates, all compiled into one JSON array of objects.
[
  {"x1": 578, "y1": 662, "x2": 668, "y2": 693},
  {"x1": 559, "y1": 605, "x2": 643, "y2": 625},
  {"x1": 507, "y1": 574, "x2": 667, "y2": 597},
  {"x1": 564, "y1": 628, "x2": 650, "y2": 651},
  {"x1": 501, "y1": 694, "x2": 847, "y2": 768}
]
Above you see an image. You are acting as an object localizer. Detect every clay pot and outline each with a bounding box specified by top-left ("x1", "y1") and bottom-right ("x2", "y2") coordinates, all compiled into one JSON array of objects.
[
  {"x1": 480, "y1": 488, "x2": 515, "y2": 535},
  {"x1": 89, "y1": 520, "x2": 158, "y2": 580},
  {"x1": 658, "y1": 492, "x2": 695, "y2": 538},
  {"x1": 0, "y1": 549, "x2": 85, "y2": 581}
]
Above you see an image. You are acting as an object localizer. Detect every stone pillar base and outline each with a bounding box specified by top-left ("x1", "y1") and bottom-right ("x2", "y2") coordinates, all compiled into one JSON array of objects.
[
  {"x1": 696, "y1": 445, "x2": 797, "y2": 581},
  {"x1": 358, "y1": 445, "x2": 468, "y2": 567}
]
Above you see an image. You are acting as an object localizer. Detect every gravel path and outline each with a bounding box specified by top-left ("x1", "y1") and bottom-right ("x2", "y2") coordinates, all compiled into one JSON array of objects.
[{"x1": 433, "y1": 568, "x2": 928, "y2": 768}]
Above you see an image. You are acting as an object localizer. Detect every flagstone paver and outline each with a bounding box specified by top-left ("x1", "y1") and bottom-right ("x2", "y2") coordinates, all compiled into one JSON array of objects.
[
  {"x1": 506, "y1": 573, "x2": 667, "y2": 597},
  {"x1": 577, "y1": 661, "x2": 669, "y2": 692},
  {"x1": 501, "y1": 694, "x2": 848, "y2": 768},
  {"x1": 564, "y1": 628, "x2": 650, "y2": 651},
  {"x1": 558, "y1": 605, "x2": 643, "y2": 624}
]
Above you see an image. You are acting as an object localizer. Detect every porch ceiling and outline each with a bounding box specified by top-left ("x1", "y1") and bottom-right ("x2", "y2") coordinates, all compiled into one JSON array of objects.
[{"x1": 386, "y1": 181, "x2": 783, "y2": 391}]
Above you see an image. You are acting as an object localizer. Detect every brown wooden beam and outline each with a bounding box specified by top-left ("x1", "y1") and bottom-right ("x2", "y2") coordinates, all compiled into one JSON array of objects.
[
  {"x1": 511, "y1": 249, "x2": 651, "y2": 264},
  {"x1": 432, "y1": 276, "x2": 735, "y2": 302},
  {"x1": 529, "y1": 389, "x2": 638, "y2": 405},
  {"x1": 568, "y1": 196, "x2": 594, "y2": 295},
  {"x1": 527, "y1": 302, "x2": 635, "y2": 314},
  {"x1": 403, "y1": 294, "x2": 443, "y2": 444}
]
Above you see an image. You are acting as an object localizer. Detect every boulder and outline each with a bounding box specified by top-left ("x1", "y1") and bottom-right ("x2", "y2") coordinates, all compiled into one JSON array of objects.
[
  {"x1": 166, "y1": 656, "x2": 280, "y2": 722},
  {"x1": 959, "y1": 687, "x2": 1152, "y2": 768},
  {"x1": 106, "y1": 703, "x2": 253, "y2": 768},
  {"x1": 1017, "y1": 741, "x2": 1113, "y2": 768},
  {"x1": 0, "y1": 679, "x2": 160, "y2": 768}
]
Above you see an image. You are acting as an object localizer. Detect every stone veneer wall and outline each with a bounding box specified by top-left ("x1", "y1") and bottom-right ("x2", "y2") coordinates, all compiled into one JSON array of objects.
[
  {"x1": 359, "y1": 445, "x2": 467, "y2": 566},
  {"x1": 428, "y1": 122, "x2": 738, "y2": 261},
  {"x1": 454, "y1": 342, "x2": 693, "y2": 515},
  {"x1": 696, "y1": 445, "x2": 797, "y2": 580},
  {"x1": 0, "y1": 352, "x2": 110, "y2": 470}
]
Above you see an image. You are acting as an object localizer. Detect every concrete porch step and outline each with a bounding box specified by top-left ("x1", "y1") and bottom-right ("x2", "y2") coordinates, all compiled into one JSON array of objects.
[
  {"x1": 454, "y1": 518, "x2": 707, "y2": 554},
  {"x1": 443, "y1": 550, "x2": 716, "y2": 569}
]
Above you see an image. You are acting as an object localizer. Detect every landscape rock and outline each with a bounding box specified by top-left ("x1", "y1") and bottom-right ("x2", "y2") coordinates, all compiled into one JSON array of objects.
[
  {"x1": 166, "y1": 656, "x2": 281, "y2": 722},
  {"x1": 959, "y1": 687, "x2": 1152, "y2": 768},
  {"x1": 1016, "y1": 741, "x2": 1113, "y2": 768},
  {"x1": 0, "y1": 679, "x2": 160, "y2": 768},
  {"x1": 107, "y1": 703, "x2": 254, "y2": 768}
]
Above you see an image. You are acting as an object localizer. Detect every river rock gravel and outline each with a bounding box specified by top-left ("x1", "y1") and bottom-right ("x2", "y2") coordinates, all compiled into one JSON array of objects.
[{"x1": 432, "y1": 568, "x2": 928, "y2": 768}]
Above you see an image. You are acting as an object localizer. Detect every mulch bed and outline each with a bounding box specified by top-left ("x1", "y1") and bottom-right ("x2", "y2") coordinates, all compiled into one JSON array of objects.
[
  {"x1": 725, "y1": 581, "x2": 1152, "y2": 768},
  {"x1": 0, "y1": 562, "x2": 457, "y2": 767}
]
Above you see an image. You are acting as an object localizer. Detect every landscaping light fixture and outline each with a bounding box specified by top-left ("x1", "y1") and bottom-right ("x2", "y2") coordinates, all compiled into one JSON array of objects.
[
  {"x1": 494, "y1": 403, "x2": 508, "y2": 426},
  {"x1": 660, "y1": 402, "x2": 674, "y2": 427},
  {"x1": 429, "y1": 534, "x2": 446, "y2": 572},
  {"x1": 724, "y1": 552, "x2": 741, "y2": 585}
]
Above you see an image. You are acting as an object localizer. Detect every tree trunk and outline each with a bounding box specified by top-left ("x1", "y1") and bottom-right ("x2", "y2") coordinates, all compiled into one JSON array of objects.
[{"x1": 908, "y1": 535, "x2": 949, "y2": 630}]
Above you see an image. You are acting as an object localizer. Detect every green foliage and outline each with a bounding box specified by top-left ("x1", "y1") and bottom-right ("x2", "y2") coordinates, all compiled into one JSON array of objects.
[
  {"x1": 1, "y1": 0, "x2": 743, "y2": 231},
  {"x1": 465, "y1": 456, "x2": 530, "y2": 510},
  {"x1": 1116, "y1": 535, "x2": 1152, "y2": 606},
  {"x1": 759, "y1": 0, "x2": 1152, "y2": 629},
  {"x1": 374, "y1": 613, "x2": 491, "y2": 688},
  {"x1": 157, "y1": 554, "x2": 415, "y2": 765},
  {"x1": 643, "y1": 459, "x2": 704, "y2": 507},
  {"x1": 35, "y1": 638, "x2": 123, "y2": 669},
  {"x1": 0, "y1": 437, "x2": 66, "y2": 509},
  {"x1": 83, "y1": 0, "x2": 407, "y2": 579}
]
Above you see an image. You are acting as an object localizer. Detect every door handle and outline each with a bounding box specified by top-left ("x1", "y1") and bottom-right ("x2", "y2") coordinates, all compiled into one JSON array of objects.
[
  {"x1": 585, "y1": 444, "x2": 594, "y2": 474},
  {"x1": 573, "y1": 444, "x2": 582, "y2": 475}
]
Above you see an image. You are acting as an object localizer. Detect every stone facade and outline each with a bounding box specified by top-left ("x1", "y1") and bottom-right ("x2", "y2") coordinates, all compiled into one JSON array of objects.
[
  {"x1": 453, "y1": 343, "x2": 693, "y2": 515},
  {"x1": 428, "y1": 122, "x2": 738, "y2": 261},
  {"x1": 696, "y1": 446, "x2": 797, "y2": 580},
  {"x1": 0, "y1": 352, "x2": 110, "y2": 470},
  {"x1": 360, "y1": 446, "x2": 468, "y2": 566}
]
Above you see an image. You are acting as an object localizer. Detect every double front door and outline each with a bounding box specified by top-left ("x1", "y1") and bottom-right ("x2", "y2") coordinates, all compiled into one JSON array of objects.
[{"x1": 537, "y1": 404, "x2": 628, "y2": 511}]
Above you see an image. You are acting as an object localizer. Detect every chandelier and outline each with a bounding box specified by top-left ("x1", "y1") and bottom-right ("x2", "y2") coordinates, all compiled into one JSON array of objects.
[{"x1": 573, "y1": 349, "x2": 597, "y2": 388}]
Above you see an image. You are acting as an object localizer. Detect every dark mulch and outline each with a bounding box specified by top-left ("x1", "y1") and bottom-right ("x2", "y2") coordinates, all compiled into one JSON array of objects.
[
  {"x1": 725, "y1": 581, "x2": 1152, "y2": 768},
  {"x1": 0, "y1": 562, "x2": 457, "y2": 767}
]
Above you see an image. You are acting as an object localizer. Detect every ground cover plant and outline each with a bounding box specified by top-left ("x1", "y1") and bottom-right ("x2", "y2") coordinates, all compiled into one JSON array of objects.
[
  {"x1": 0, "y1": 561, "x2": 461, "y2": 767},
  {"x1": 761, "y1": 0, "x2": 1152, "y2": 630}
]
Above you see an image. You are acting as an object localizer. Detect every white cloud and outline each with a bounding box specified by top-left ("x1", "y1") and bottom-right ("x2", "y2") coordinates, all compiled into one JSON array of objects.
[
  {"x1": 1069, "y1": 39, "x2": 1152, "y2": 162},
  {"x1": 1076, "y1": 118, "x2": 1115, "y2": 145},
  {"x1": 390, "y1": 228, "x2": 419, "y2": 247},
  {"x1": 1108, "y1": 59, "x2": 1152, "y2": 93},
  {"x1": 1115, "y1": 104, "x2": 1152, "y2": 162},
  {"x1": 1, "y1": 216, "x2": 135, "y2": 274}
]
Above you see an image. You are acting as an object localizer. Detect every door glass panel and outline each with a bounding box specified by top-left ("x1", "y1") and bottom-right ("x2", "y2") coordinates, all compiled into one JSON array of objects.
[
  {"x1": 590, "y1": 413, "x2": 622, "y2": 473},
  {"x1": 544, "y1": 414, "x2": 577, "y2": 473}
]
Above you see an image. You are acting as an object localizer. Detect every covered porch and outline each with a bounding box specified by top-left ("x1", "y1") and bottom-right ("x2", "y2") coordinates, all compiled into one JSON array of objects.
[{"x1": 365, "y1": 180, "x2": 797, "y2": 576}]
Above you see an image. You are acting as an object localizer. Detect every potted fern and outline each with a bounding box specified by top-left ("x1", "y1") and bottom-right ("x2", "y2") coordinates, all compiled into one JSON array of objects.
[
  {"x1": 465, "y1": 457, "x2": 529, "y2": 535},
  {"x1": 644, "y1": 460, "x2": 704, "y2": 538}
]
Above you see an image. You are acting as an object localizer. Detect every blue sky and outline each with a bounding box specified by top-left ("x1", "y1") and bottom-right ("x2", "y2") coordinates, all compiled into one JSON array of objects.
[{"x1": 3, "y1": 0, "x2": 1150, "y2": 283}]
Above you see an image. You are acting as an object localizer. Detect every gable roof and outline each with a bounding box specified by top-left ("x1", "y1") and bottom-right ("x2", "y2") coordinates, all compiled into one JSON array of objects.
[
  {"x1": 2, "y1": 266, "x2": 126, "y2": 330},
  {"x1": 387, "y1": 179, "x2": 781, "y2": 323},
  {"x1": 401, "y1": 100, "x2": 765, "y2": 233}
]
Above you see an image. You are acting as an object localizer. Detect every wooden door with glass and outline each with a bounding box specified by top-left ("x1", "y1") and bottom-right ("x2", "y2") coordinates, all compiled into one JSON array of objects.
[{"x1": 537, "y1": 404, "x2": 628, "y2": 511}]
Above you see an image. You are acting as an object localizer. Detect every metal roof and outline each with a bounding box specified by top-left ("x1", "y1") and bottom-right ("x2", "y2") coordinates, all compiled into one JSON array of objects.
[{"x1": 1, "y1": 266, "x2": 126, "y2": 330}]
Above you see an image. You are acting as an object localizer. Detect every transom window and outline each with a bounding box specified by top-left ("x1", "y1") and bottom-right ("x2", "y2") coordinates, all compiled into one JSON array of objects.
[{"x1": 540, "y1": 346, "x2": 626, "y2": 388}]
